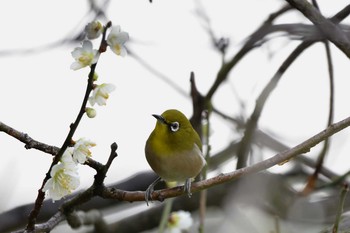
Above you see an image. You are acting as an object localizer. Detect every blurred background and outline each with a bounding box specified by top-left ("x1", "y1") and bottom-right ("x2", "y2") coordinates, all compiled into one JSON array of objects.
[{"x1": 1, "y1": 0, "x2": 350, "y2": 232}]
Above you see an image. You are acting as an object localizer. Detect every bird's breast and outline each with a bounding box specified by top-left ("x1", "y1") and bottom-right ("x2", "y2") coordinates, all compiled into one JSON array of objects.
[{"x1": 145, "y1": 142, "x2": 205, "y2": 182}]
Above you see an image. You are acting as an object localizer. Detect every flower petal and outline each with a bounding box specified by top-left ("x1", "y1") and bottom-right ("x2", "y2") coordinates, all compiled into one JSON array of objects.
[
  {"x1": 70, "y1": 62, "x2": 83, "y2": 70},
  {"x1": 82, "y1": 40, "x2": 93, "y2": 50},
  {"x1": 70, "y1": 40, "x2": 98, "y2": 70}
]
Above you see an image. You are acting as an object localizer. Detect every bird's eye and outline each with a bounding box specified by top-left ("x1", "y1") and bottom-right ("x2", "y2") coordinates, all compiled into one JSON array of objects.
[{"x1": 170, "y1": 122, "x2": 180, "y2": 132}]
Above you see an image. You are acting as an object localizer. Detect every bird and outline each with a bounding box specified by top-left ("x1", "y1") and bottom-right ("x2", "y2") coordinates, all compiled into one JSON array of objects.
[{"x1": 144, "y1": 109, "x2": 206, "y2": 204}]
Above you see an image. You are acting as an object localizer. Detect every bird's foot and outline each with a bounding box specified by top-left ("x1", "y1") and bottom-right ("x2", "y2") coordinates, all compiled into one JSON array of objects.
[
  {"x1": 145, "y1": 176, "x2": 161, "y2": 206},
  {"x1": 145, "y1": 186, "x2": 154, "y2": 206},
  {"x1": 184, "y1": 178, "x2": 192, "y2": 198}
]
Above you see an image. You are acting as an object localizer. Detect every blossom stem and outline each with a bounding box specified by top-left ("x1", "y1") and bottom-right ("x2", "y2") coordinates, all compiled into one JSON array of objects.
[{"x1": 25, "y1": 22, "x2": 112, "y2": 231}]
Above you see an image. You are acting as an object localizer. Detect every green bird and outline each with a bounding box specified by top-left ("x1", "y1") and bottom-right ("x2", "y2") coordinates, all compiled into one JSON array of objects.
[{"x1": 145, "y1": 109, "x2": 206, "y2": 204}]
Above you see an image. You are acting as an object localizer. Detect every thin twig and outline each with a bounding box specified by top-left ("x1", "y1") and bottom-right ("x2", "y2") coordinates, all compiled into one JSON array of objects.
[
  {"x1": 332, "y1": 183, "x2": 349, "y2": 233},
  {"x1": 236, "y1": 40, "x2": 314, "y2": 169},
  {"x1": 206, "y1": 4, "x2": 292, "y2": 100},
  {"x1": 0, "y1": 121, "x2": 109, "y2": 173},
  {"x1": 12, "y1": 212, "x2": 65, "y2": 233},
  {"x1": 61, "y1": 142, "x2": 118, "y2": 215},
  {"x1": 302, "y1": 35, "x2": 335, "y2": 195},
  {"x1": 128, "y1": 48, "x2": 188, "y2": 98},
  {"x1": 194, "y1": 0, "x2": 229, "y2": 59},
  {"x1": 0, "y1": 121, "x2": 60, "y2": 155}
]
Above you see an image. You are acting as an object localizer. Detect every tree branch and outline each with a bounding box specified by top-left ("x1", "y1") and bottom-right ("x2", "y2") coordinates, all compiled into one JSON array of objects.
[
  {"x1": 0, "y1": 121, "x2": 59, "y2": 155},
  {"x1": 101, "y1": 114, "x2": 350, "y2": 202},
  {"x1": 285, "y1": 0, "x2": 350, "y2": 57}
]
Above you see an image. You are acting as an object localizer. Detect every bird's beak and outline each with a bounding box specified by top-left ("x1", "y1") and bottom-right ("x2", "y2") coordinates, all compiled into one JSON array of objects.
[{"x1": 152, "y1": 114, "x2": 166, "y2": 124}]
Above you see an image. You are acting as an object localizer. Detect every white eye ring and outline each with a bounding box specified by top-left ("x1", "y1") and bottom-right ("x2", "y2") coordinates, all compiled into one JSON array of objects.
[{"x1": 170, "y1": 122, "x2": 180, "y2": 132}]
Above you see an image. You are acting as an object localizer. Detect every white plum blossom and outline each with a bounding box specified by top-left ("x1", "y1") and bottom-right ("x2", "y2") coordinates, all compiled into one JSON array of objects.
[
  {"x1": 72, "y1": 138, "x2": 96, "y2": 164},
  {"x1": 70, "y1": 40, "x2": 99, "y2": 70},
  {"x1": 60, "y1": 148, "x2": 76, "y2": 165},
  {"x1": 85, "y1": 21, "x2": 103, "y2": 40},
  {"x1": 107, "y1": 25, "x2": 129, "y2": 56},
  {"x1": 165, "y1": 211, "x2": 193, "y2": 233},
  {"x1": 43, "y1": 149, "x2": 80, "y2": 201},
  {"x1": 89, "y1": 83, "x2": 116, "y2": 106}
]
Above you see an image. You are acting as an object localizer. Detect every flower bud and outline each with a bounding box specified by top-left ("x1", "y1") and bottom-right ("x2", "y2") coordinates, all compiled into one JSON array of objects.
[
  {"x1": 93, "y1": 72, "x2": 99, "y2": 81},
  {"x1": 86, "y1": 107, "x2": 97, "y2": 118}
]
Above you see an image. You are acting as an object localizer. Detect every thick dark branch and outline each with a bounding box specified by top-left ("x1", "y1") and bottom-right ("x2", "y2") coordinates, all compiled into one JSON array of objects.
[
  {"x1": 332, "y1": 4, "x2": 350, "y2": 23},
  {"x1": 258, "y1": 23, "x2": 350, "y2": 41},
  {"x1": 285, "y1": 0, "x2": 350, "y2": 57}
]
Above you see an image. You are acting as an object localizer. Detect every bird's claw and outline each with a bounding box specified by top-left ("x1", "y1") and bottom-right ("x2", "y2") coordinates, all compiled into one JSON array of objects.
[
  {"x1": 145, "y1": 186, "x2": 154, "y2": 206},
  {"x1": 145, "y1": 176, "x2": 161, "y2": 206},
  {"x1": 184, "y1": 178, "x2": 192, "y2": 198}
]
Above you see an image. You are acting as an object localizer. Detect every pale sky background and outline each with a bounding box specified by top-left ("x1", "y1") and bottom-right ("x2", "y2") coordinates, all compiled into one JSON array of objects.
[{"x1": 1, "y1": 0, "x2": 350, "y2": 214}]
